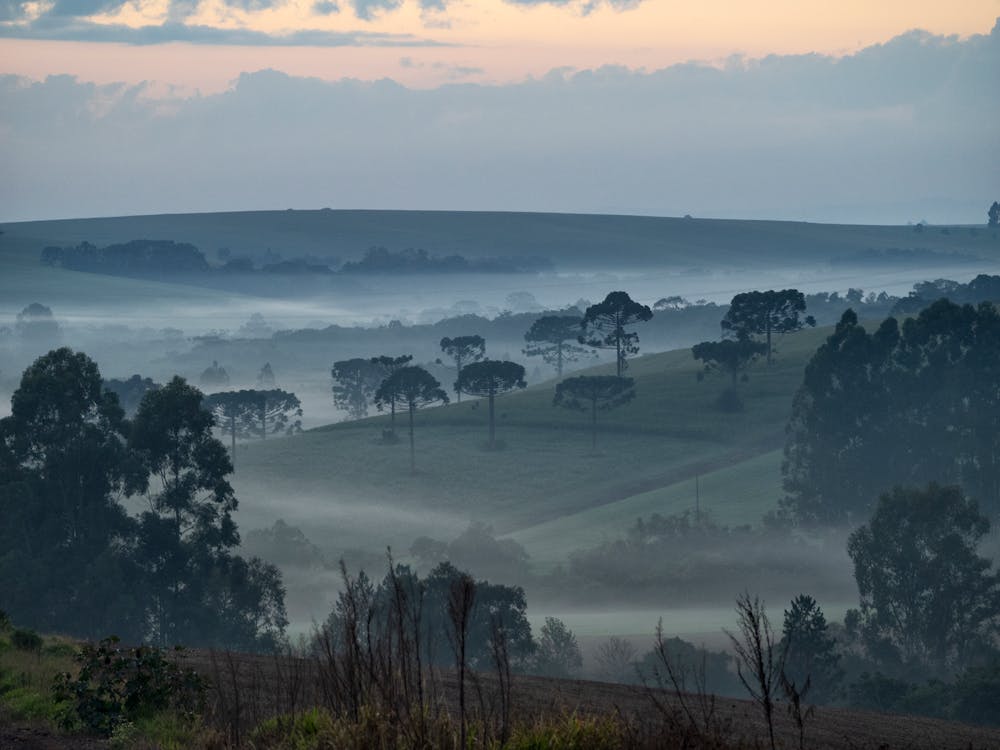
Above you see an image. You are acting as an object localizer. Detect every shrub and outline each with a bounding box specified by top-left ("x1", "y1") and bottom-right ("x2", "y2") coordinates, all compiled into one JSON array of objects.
[
  {"x1": 11, "y1": 628, "x2": 43, "y2": 654},
  {"x1": 53, "y1": 637, "x2": 207, "y2": 736}
]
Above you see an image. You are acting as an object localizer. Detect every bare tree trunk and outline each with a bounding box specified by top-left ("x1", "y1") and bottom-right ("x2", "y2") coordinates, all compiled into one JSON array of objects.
[
  {"x1": 408, "y1": 401, "x2": 416, "y2": 474},
  {"x1": 488, "y1": 390, "x2": 496, "y2": 447},
  {"x1": 448, "y1": 575, "x2": 476, "y2": 750},
  {"x1": 591, "y1": 396, "x2": 597, "y2": 451}
]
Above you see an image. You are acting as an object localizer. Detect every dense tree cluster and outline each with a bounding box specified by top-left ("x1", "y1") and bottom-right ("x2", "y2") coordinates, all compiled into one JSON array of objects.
[
  {"x1": 41, "y1": 240, "x2": 211, "y2": 275},
  {"x1": 0, "y1": 349, "x2": 287, "y2": 650},
  {"x1": 782, "y1": 300, "x2": 1000, "y2": 524}
]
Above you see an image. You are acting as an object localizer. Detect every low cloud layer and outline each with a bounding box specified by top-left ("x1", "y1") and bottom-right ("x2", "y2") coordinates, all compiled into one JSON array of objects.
[{"x1": 1, "y1": 22, "x2": 997, "y2": 223}]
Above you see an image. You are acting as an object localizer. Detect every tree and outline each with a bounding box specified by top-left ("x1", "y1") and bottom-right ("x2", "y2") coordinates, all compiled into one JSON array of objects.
[
  {"x1": 691, "y1": 338, "x2": 766, "y2": 411},
  {"x1": 103, "y1": 374, "x2": 160, "y2": 416},
  {"x1": 331, "y1": 358, "x2": 383, "y2": 420},
  {"x1": 533, "y1": 617, "x2": 583, "y2": 678},
  {"x1": 439, "y1": 336, "x2": 486, "y2": 402},
  {"x1": 579, "y1": 291, "x2": 653, "y2": 377},
  {"x1": 653, "y1": 295, "x2": 689, "y2": 311},
  {"x1": 0, "y1": 348, "x2": 141, "y2": 640},
  {"x1": 783, "y1": 302, "x2": 1000, "y2": 524},
  {"x1": 553, "y1": 375, "x2": 635, "y2": 451},
  {"x1": 257, "y1": 362, "x2": 275, "y2": 387},
  {"x1": 455, "y1": 360, "x2": 526, "y2": 448},
  {"x1": 522, "y1": 315, "x2": 593, "y2": 377},
  {"x1": 727, "y1": 593, "x2": 785, "y2": 750},
  {"x1": 203, "y1": 389, "x2": 302, "y2": 461},
  {"x1": 989, "y1": 201, "x2": 999, "y2": 228},
  {"x1": 780, "y1": 595, "x2": 842, "y2": 704},
  {"x1": 370, "y1": 354, "x2": 414, "y2": 434},
  {"x1": 199, "y1": 360, "x2": 229, "y2": 387},
  {"x1": 130, "y1": 376, "x2": 240, "y2": 645},
  {"x1": 722, "y1": 290, "x2": 815, "y2": 365},
  {"x1": 374, "y1": 366, "x2": 449, "y2": 472},
  {"x1": 15, "y1": 302, "x2": 60, "y2": 341},
  {"x1": 846, "y1": 484, "x2": 1000, "y2": 674}
]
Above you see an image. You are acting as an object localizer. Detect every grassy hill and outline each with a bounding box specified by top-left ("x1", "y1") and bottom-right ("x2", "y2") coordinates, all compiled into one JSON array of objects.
[
  {"x1": 230, "y1": 323, "x2": 830, "y2": 565},
  {"x1": 3, "y1": 209, "x2": 994, "y2": 270}
]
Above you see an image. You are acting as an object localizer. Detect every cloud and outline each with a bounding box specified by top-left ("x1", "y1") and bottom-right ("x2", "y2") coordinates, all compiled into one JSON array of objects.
[
  {"x1": 0, "y1": 17, "x2": 447, "y2": 45},
  {"x1": 350, "y1": 0, "x2": 402, "y2": 21},
  {"x1": 503, "y1": 0, "x2": 642, "y2": 13},
  {"x1": 312, "y1": 0, "x2": 339, "y2": 14},
  {"x1": 1, "y1": 24, "x2": 997, "y2": 223}
]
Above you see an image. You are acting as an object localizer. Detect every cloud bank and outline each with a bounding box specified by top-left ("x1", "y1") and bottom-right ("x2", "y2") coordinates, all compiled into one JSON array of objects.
[{"x1": 1, "y1": 22, "x2": 997, "y2": 223}]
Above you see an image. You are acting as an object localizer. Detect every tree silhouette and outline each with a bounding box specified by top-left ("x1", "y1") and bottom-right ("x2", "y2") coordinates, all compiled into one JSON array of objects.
[
  {"x1": 553, "y1": 375, "x2": 635, "y2": 451},
  {"x1": 456, "y1": 360, "x2": 526, "y2": 448},
  {"x1": 199, "y1": 360, "x2": 230, "y2": 387},
  {"x1": 370, "y1": 354, "x2": 414, "y2": 435},
  {"x1": 205, "y1": 389, "x2": 303, "y2": 461},
  {"x1": 579, "y1": 291, "x2": 653, "y2": 377},
  {"x1": 722, "y1": 290, "x2": 815, "y2": 365},
  {"x1": 439, "y1": 336, "x2": 486, "y2": 402},
  {"x1": 989, "y1": 201, "x2": 1000, "y2": 228},
  {"x1": 257, "y1": 362, "x2": 275, "y2": 387},
  {"x1": 846, "y1": 484, "x2": 1000, "y2": 673},
  {"x1": 103, "y1": 374, "x2": 160, "y2": 416},
  {"x1": 374, "y1": 366, "x2": 448, "y2": 473},
  {"x1": 523, "y1": 315, "x2": 592, "y2": 378},
  {"x1": 692, "y1": 338, "x2": 766, "y2": 411},
  {"x1": 783, "y1": 302, "x2": 1000, "y2": 524},
  {"x1": 779, "y1": 595, "x2": 842, "y2": 704},
  {"x1": 331, "y1": 358, "x2": 383, "y2": 420},
  {"x1": 130, "y1": 376, "x2": 238, "y2": 645}
]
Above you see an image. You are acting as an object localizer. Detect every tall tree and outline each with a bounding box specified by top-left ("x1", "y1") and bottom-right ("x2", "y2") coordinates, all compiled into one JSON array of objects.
[
  {"x1": 988, "y1": 200, "x2": 1000, "y2": 228},
  {"x1": 579, "y1": 291, "x2": 653, "y2": 377},
  {"x1": 370, "y1": 354, "x2": 414, "y2": 434},
  {"x1": 203, "y1": 390, "x2": 254, "y2": 461},
  {"x1": 130, "y1": 376, "x2": 239, "y2": 645},
  {"x1": 846, "y1": 484, "x2": 1000, "y2": 674},
  {"x1": 439, "y1": 336, "x2": 486, "y2": 402},
  {"x1": 523, "y1": 315, "x2": 592, "y2": 378},
  {"x1": 553, "y1": 375, "x2": 635, "y2": 451},
  {"x1": 692, "y1": 338, "x2": 766, "y2": 411},
  {"x1": 204, "y1": 389, "x2": 303, "y2": 463},
  {"x1": 783, "y1": 302, "x2": 1000, "y2": 524},
  {"x1": 721, "y1": 289, "x2": 815, "y2": 365},
  {"x1": 779, "y1": 595, "x2": 842, "y2": 704},
  {"x1": 0, "y1": 348, "x2": 141, "y2": 639},
  {"x1": 331, "y1": 358, "x2": 383, "y2": 420},
  {"x1": 374, "y1": 366, "x2": 449, "y2": 473},
  {"x1": 103, "y1": 374, "x2": 160, "y2": 416},
  {"x1": 455, "y1": 360, "x2": 526, "y2": 449}
]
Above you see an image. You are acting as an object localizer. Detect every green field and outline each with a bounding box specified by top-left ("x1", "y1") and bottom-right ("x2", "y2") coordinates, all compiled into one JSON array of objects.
[
  {"x1": 230, "y1": 324, "x2": 830, "y2": 565},
  {"x1": 3, "y1": 209, "x2": 994, "y2": 271}
]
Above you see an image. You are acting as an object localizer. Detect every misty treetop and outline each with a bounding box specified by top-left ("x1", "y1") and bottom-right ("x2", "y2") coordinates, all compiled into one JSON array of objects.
[
  {"x1": 339, "y1": 246, "x2": 552, "y2": 274},
  {"x1": 370, "y1": 353, "x2": 415, "y2": 434},
  {"x1": 374, "y1": 365, "x2": 448, "y2": 472},
  {"x1": 522, "y1": 315, "x2": 593, "y2": 378},
  {"x1": 692, "y1": 338, "x2": 767, "y2": 412},
  {"x1": 203, "y1": 388, "x2": 303, "y2": 465},
  {"x1": 41, "y1": 239, "x2": 211, "y2": 276},
  {"x1": 721, "y1": 289, "x2": 815, "y2": 366},
  {"x1": 0, "y1": 348, "x2": 287, "y2": 650},
  {"x1": 456, "y1": 359, "x2": 526, "y2": 449},
  {"x1": 553, "y1": 375, "x2": 635, "y2": 451},
  {"x1": 846, "y1": 483, "x2": 1000, "y2": 676},
  {"x1": 331, "y1": 357, "x2": 384, "y2": 420},
  {"x1": 439, "y1": 335, "x2": 486, "y2": 402},
  {"x1": 579, "y1": 291, "x2": 653, "y2": 377},
  {"x1": 782, "y1": 300, "x2": 1000, "y2": 524}
]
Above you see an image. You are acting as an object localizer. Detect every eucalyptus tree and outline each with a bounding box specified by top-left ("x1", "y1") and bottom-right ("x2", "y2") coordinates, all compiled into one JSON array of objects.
[
  {"x1": 553, "y1": 375, "x2": 635, "y2": 450},
  {"x1": 523, "y1": 315, "x2": 592, "y2": 377},
  {"x1": 375, "y1": 366, "x2": 449, "y2": 473},
  {"x1": 579, "y1": 292, "x2": 653, "y2": 377},
  {"x1": 439, "y1": 335, "x2": 486, "y2": 402},
  {"x1": 456, "y1": 360, "x2": 526, "y2": 449}
]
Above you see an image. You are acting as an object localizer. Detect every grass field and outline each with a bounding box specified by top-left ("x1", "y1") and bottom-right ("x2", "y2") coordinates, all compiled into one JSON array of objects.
[{"x1": 230, "y1": 324, "x2": 831, "y2": 564}]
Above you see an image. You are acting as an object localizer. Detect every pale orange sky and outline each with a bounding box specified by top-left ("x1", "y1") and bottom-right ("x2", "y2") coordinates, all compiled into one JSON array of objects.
[{"x1": 0, "y1": 0, "x2": 997, "y2": 92}]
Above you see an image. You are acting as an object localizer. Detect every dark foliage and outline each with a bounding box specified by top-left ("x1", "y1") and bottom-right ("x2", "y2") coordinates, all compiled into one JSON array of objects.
[
  {"x1": 373, "y1": 365, "x2": 448, "y2": 472},
  {"x1": 553, "y1": 374, "x2": 635, "y2": 450},
  {"x1": 339, "y1": 246, "x2": 551, "y2": 274},
  {"x1": 579, "y1": 291, "x2": 653, "y2": 377},
  {"x1": 523, "y1": 315, "x2": 593, "y2": 377},
  {"x1": 455, "y1": 360, "x2": 526, "y2": 448},
  {"x1": 846, "y1": 484, "x2": 1000, "y2": 675},
  {"x1": 721, "y1": 289, "x2": 814, "y2": 366},
  {"x1": 783, "y1": 301, "x2": 1000, "y2": 523},
  {"x1": 41, "y1": 240, "x2": 210, "y2": 275},
  {"x1": 102, "y1": 374, "x2": 160, "y2": 416},
  {"x1": 331, "y1": 357, "x2": 384, "y2": 420}
]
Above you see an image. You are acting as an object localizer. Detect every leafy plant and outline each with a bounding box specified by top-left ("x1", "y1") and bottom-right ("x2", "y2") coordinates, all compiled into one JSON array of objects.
[{"x1": 53, "y1": 637, "x2": 206, "y2": 736}]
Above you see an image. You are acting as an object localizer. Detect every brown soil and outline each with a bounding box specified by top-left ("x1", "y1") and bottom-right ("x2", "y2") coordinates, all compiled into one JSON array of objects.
[{"x1": 181, "y1": 649, "x2": 1000, "y2": 750}]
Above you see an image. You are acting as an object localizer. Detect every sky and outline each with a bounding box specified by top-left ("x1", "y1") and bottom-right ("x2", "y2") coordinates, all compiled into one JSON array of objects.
[{"x1": 0, "y1": 2, "x2": 998, "y2": 222}]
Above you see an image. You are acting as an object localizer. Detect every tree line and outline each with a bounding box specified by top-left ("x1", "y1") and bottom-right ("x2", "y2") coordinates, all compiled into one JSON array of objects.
[{"x1": 0, "y1": 348, "x2": 288, "y2": 650}]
